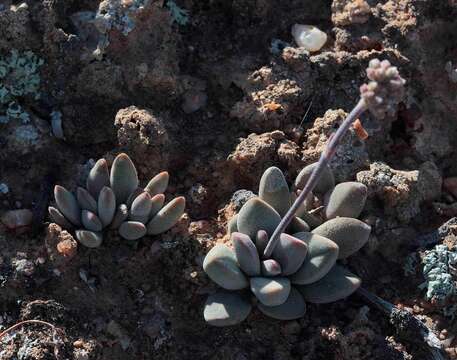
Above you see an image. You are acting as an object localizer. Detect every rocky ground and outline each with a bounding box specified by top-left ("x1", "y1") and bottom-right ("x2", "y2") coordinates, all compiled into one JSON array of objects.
[{"x1": 0, "y1": 0, "x2": 457, "y2": 359}]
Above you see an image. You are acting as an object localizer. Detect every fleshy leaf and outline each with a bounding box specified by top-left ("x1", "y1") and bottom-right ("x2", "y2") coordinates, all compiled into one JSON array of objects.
[
  {"x1": 76, "y1": 187, "x2": 97, "y2": 213},
  {"x1": 297, "y1": 265, "x2": 361, "y2": 303},
  {"x1": 228, "y1": 214, "x2": 238, "y2": 235},
  {"x1": 258, "y1": 287, "x2": 306, "y2": 320},
  {"x1": 232, "y1": 232, "x2": 260, "y2": 276},
  {"x1": 250, "y1": 277, "x2": 291, "y2": 306},
  {"x1": 290, "y1": 232, "x2": 339, "y2": 285},
  {"x1": 147, "y1": 196, "x2": 185, "y2": 235},
  {"x1": 325, "y1": 182, "x2": 367, "y2": 219},
  {"x1": 54, "y1": 185, "x2": 81, "y2": 226},
  {"x1": 119, "y1": 221, "x2": 147, "y2": 240},
  {"x1": 204, "y1": 292, "x2": 251, "y2": 327},
  {"x1": 149, "y1": 194, "x2": 165, "y2": 219},
  {"x1": 86, "y1": 158, "x2": 110, "y2": 199},
  {"x1": 295, "y1": 162, "x2": 335, "y2": 194},
  {"x1": 145, "y1": 171, "x2": 169, "y2": 196},
  {"x1": 48, "y1": 206, "x2": 73, "y2": 229},
  {"x1": 75, "y1": 230, "x2": 103, "y2": 248},
  {"x1": 259, "y1": 166, "x2": 290, "y2": 216},
  {"x1": 110, "y1": 153, "x2": 139, "y2": 204},
  {"x1": 261, "y1": 259, "x2": 282, "y2": 277},
  {"x1": 110, "y1": 204, "x2": 129, "y2": 229},
  {"x1": 237, "y1": 198, "x2": 281, "y2": 239},
  {"x1": 287, "y1": 216, "x2": 310, "y2": 233},
  {"x1": 81, "y1": 210, "x2": 103, "y2": 232},
  {"x1": 130, "y1": 192, "x2": 152, "y2": 223},
  {"x1": 272, "y1": 233, "x2": 308, "y2": 275},
  {"x1": 126, "y1": 187, "x2": 144, "y2": 208},
  {"x1": 312, "y1": 217, "x2": 371, "y2": 259},
  {"x1": 291, "y1": 190, "x2": 314, "y2": 218},
  {"x1": 203, "y1": 244, "x2": 248, "y2": 290},
  {"x1": 98, "y1": 186, "x2": 116, "y2": 227},
  {"x1": 256, "y1": 230, "x2": 269, "y2": 258}
]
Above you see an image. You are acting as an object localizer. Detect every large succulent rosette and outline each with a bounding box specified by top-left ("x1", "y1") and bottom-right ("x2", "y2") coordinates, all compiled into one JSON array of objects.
[{"x1": 203, "y1": 164, "x2": 371, "y2": 326}]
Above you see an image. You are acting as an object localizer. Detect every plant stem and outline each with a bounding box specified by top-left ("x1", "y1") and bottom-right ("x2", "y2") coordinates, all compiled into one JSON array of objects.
[
  {"x1": 0, "y1": 319, "x2": 56, "y2": 340},
  {"x1": 263, "y1": 98, "x2": 368, "y2": 258},
  {"x1": 356, "y1": 287, "x2": 445, "y2": 360}
]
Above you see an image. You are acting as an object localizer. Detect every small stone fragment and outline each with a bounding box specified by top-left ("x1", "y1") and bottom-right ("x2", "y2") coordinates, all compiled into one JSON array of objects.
[{"x1": 291, "y1": 24, "x2": 327, "y2": 52}]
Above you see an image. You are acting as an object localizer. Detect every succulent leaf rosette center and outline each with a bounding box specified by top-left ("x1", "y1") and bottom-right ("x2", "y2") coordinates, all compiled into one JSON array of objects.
[
  {"x1": 203, "y1": 165, "x2": 371, "y2": 326},
  {"x1": 49, "y1": 153, "x2": 185, "y2": 247}
]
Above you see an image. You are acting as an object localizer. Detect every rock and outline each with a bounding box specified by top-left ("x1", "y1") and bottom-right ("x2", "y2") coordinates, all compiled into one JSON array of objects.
[{"x1": 357, "y1": 161, "x2": 442, "y2": 223}]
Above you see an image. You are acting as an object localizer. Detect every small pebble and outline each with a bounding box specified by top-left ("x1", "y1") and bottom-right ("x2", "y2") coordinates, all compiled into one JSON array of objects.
[{"x1": 291, "y1": 24, "x2": 327, "y2": 52}]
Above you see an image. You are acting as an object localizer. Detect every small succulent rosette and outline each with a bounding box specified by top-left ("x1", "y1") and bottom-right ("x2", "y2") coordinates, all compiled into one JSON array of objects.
[
  {"x1": 203, "y1": 165, "x2": 371, "y2": 326},
  {"x1": 49, "y1": 153, "x2": 185, "y2": 248}
]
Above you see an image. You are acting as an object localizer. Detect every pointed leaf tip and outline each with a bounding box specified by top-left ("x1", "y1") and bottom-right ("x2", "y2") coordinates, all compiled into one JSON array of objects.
[
  {"x1": 231, "y1": 232, "x2": 260, "y2": 276},
  {"x1": 147, "y1": 196, "x2": 185, "y2": 235},
  {"x1": 110, "y1": 153, "x2": 138, "y2": 204},
  {"x1": 54, "y1": 185, "x2": 81, "y2": 226},
  {"x1": 259, "y1": 167, "x2": 290, "y2": 216}
]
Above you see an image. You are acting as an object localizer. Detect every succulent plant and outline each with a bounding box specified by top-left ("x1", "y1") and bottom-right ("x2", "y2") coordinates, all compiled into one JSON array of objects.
[
  {"x1": 49, "y1": 153, "x2": 185, "y2": 248},
  {"x1": 203, "y1": 165, "x2": 371, "y2": 326}
]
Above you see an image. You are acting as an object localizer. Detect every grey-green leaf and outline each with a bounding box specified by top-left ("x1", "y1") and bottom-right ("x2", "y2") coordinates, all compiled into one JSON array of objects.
[
  {"x1": 110, "y1": 153, "x2": 139, "y2": 204},
  {"x1": 81, "y1": 210, "x2": 103, "y2": 232},
  {"x1": 147, "y1": 196, "x2": 185, "y2": 235},
  {"x1": 86, "y1": 158, "x2": 110, "y2": 199},
  {"x1": 261, "y1": 259, "x2": 282, "y2": 277},
  {"x1": 325, "y1": 182, "x2": 367, "y2": 219},
  {"x1": 76, "y1": 187, "x2": 97, "y2": 213},
  {"x1": 204, "y1": 292, "x2": 252, "y2": 327},
  {"x1": 149, "y1": 194, "x2": 165, "y2": 219},
  {"x1": 232, "y1": 232, "x2": 260, "y2": 276},
  {"x1": 75, "y1": 230, "x2": 103, "y2": 248},
  {"x1": 259, "y1": 166, "x2": 290, "y2": 216},
  {"x1": 203, "y1": 244, "x2": 248, "y2": 290},
  {"x1": 98, "y1": 186, "x2": 116, "y2": 227},
  {"x1": 54, "y1": 185, "x2": 81, "y2": 226},
  {"x1": 290, "y1": 232, "x2": 339, "y2": 285},
  {"x1": 295, "y1": 163, "x2": 335, "y2": 194},
  {"x1": 110, "y1": 204, "x2": 129, "y2": 229},
  {"x1": 130, "y1": 192, "x2": 152, "y2": 223},
  {"x1": 297, "y1": 265, "x2": 361, "y2": 303},
  {"x1": 119, "y1": 221, "x2": 147, "y2": 240},
  {"x1": 228, "y1": 214, "x2": 238, "y2": 235},
  {"x1": 312, "y1": 217, "x2": 371, "y2": 259},
  {"x1": 256, "y1": 230, "x2": 269, "y2": 258},
  {"x1": 258, "y1": 287, "x2": 306, "y2": 320},
  {"x1": 288, "y1": 216, "x2": 310, "y2": 233},
  {"x1": 272, "y1": 233, "x2": 308, "y2": 275},
  {"x1": 250, "y1": 277, "x2": 291, "y2": 306},
  {"x1": 145, "y1": 171, "x2": 169, "y2": 196},
  {"x1": 48, "y1": 206, "x2": 73, "y2": 229},
  {"x1": 237, "y1": 198, "x2": 281, "y2": 239}
]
